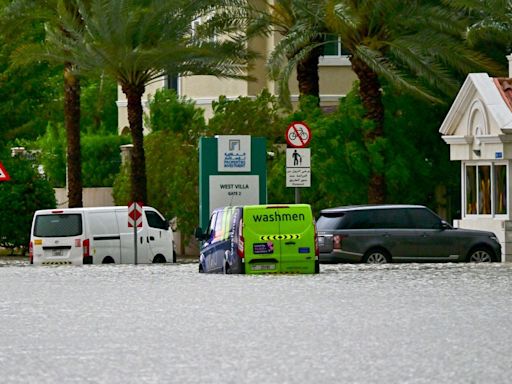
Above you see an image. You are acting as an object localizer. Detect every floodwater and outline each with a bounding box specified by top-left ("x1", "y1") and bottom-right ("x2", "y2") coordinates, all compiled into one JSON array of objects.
[{"x1": 0, "y1": 261, "x2": 511, "y2": 384}]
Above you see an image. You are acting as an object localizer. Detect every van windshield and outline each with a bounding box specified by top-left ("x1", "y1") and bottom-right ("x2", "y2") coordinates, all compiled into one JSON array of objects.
[{"x1": 34, "y1": 214, "x2": 82, "y2": 237}]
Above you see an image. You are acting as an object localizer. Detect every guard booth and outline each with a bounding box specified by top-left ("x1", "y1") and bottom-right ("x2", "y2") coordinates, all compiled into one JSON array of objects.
[{"x1": 439, "y1": 56, "x2": 512, "y2": 262}]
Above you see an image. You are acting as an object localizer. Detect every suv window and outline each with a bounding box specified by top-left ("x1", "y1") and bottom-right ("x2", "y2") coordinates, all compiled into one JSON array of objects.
[
  {"x1": 345, "y1": 211, "x2": 373, "y2": 229},
  {"x1": 34, "y1": 214, "x2": 82, "y2": 237},
  {"x1": 408, "y1": 208, "x2": 442, "y2": 229},
  {"x1": 370, "y1": 209, "x2": 410, "y2": 229},
  {"x1": 317, "y1": 212, "x2": 347, "y2": 230}
]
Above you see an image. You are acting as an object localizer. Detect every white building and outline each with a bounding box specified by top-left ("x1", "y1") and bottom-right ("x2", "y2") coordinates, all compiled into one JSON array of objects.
[{"x1": 439, "y1": 55, "x2": 512, "y2": 262}]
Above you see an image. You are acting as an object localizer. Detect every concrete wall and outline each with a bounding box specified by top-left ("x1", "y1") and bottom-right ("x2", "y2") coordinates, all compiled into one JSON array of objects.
[{"x1": 54, "y1": 188, "x2": 114, "y2": 208}]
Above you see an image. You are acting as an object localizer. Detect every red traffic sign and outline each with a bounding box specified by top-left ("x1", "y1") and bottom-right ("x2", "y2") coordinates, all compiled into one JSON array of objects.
[
  {"x1": 128, "y1": 201, "x2": 143, "y2": 228},
  {"x1": 0, "y1": 162, "x2": 11, "y2": 181},
  {"x1": 286, "y1": 121, "x2": 311, "y2": 148}
]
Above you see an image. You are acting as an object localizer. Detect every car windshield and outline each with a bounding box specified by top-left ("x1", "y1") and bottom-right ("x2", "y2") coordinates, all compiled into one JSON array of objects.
[
  {"x1": 34, "y1": 214, "x2": 82, "y2": 237},
  {"x1": 316, "y1": 213, "x2": 345, "y2": 230}
]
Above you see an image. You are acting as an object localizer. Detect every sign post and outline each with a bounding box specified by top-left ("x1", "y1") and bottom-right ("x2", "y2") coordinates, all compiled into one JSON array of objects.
[
  {"x1": 285, "y1": 122, "x2": 311, "y2": 203},
  {"x1": 0, "y1": 162, "x2": 11, "y2": 182},
  {"x1": 128, "y1": 201, "x2": 143, "y2": 265}
]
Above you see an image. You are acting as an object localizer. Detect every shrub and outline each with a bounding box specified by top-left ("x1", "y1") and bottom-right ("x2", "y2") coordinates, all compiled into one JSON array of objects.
[{"x1": 0, "y1": 155, "x2": 56, "y2": 253}]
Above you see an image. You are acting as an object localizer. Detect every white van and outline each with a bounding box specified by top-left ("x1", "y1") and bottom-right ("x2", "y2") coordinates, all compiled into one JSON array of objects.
[{"x1": 29, "y1": 206, "x2": 176, "y2": 265}]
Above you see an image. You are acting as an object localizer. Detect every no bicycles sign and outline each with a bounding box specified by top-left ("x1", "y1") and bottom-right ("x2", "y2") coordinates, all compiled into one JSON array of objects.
[{"x1": 285, "y1": 121, "x2": 311, "y2": 148}]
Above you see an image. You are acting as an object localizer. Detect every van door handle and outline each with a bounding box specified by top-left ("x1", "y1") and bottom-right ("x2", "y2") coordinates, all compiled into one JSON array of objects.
[
  {"x1": 149, "y1": 236, "x2": 155, "y2": 241},
  {"x1": 140, "y1": 236, "x2": 143, "y2": 244},
  {"x1": 285, "y1": 241, "x2": 295, "y2": 245}
]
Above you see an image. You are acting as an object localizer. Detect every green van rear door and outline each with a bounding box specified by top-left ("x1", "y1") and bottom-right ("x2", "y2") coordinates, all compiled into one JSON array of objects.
[{"x1": 242, "y1": 204, "x2": 316, "y2": 274}]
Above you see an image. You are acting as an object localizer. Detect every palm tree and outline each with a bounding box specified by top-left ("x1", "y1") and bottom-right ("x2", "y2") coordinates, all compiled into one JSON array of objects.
[
  {"x1": 253, "y1": 0, "x2": 328, "y2": 106},
  {"x1": 453, "y1": 0, "x2": 512, "y2": 60},
  {"x1": 2, "y1": 0, "x2": 86, "y2": 207},
  {"x1": 300, "y1": 0, "x2": 499, "y2": 203},
  {"x1": 48, "y1": 0, "x2": 252, "y2": 204}
]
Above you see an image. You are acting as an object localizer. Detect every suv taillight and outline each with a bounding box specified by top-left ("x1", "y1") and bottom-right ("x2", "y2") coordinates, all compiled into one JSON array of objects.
[
  {"x1": 83, "y1": 239, "x2": 90, "y2": 258},
  {"x1": 29, "y1": 241, "x2": 33, "y2": 264},
  {"x1": 333, "y1": 235, "x2": 343, "y2": 249}
]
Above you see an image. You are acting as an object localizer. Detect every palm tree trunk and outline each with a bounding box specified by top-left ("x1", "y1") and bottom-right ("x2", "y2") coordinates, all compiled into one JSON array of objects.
[
  {"x1": 64, "y1": 63, "x2": 83, "y2": 208},
  {"x1": 296, "y1": 44, "x2": 322, "y2": 105},
  {"x1": 351, "y1": 57, "x2": 386, "y2": 204},
  {"x1": 122, "y1": 82, "x2": 148, "y2": 204}
]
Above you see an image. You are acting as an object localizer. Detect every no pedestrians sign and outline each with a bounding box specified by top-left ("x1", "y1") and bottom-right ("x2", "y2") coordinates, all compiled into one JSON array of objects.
[{"x1": 0, "y1": 162, "x2": 11, "y2": 181}]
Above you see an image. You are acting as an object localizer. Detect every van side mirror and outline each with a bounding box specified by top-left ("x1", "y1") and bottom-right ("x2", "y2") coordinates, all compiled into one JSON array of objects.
[{"x1": 194, "y1": 227, "x2": 206, "y2": 240}]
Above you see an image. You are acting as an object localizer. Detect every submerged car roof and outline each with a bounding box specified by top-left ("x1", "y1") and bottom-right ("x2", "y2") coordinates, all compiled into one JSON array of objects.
[{"x1": 320, "y1": 204, "x2": 427, "y2": 214}]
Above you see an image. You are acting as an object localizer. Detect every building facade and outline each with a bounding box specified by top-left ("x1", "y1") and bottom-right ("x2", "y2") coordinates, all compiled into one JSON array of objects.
[
  {"x1": 439, "y1": 56, "x2": 512, "y2": 262},
  {"x1": 116, "y1": 2, "x2": 356, "y2": 132}
]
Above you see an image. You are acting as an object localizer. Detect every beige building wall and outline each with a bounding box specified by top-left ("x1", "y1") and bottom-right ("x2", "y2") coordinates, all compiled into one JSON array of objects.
[{"x1": 116, "y1": 2, "x2": 356, "y2": 131}]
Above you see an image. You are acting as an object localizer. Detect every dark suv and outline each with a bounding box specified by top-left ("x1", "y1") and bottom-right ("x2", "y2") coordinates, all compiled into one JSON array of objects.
[{"x1": 317, "y1": 205, "x2": 501, "y2": 264}]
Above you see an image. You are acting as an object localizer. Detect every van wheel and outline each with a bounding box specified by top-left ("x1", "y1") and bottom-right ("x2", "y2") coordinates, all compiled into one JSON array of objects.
[
  {"x1": 102, "y1": 256, "x2": 115, "y2": 264},
  {"x1": 152, "y1": 255, "x2": 166, "y2": 263},
  {"x1": 173, "y1": 251, "x2": 177, "y2": 263},
  {"x1": 224, "y1": 263, "x2": 232, "y2": 274},
  {"x1": 467, "y1": 247, "x2": 494, "y2": 262},
  {"x1": 199, "y1": 264, "x2": 204, "y2": 273},
  {"x1": 363, "y1": 249, "x2": 390, "y2": 264},
  {"x1": 314, "y1": 260, "x2": 320, "y2": 274}
]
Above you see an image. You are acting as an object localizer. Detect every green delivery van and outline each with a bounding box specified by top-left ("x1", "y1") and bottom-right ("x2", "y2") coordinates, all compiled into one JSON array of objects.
[{"x1": 194, "y1": 204, "x2": 319, "y2": 274}]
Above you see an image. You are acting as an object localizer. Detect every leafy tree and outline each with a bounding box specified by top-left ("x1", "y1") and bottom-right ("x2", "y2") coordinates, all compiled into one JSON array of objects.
[
  {"x1": 267, "y1": 83, "x2": 459, "y2": 220},
  {"x1": 447, "y1": 0, "x2": 512, "y2": 67},
  {"x1": 251, "y1": 0, "x2": 327, "y2": 106},
  {"x1": 36, "y1": 123, "x2": 67, "y2": 187},
  {"x1": 51, "y1": 0, "x2": 254, "y2": 205},
  {"x1": 0, "y1": 154, "x2": 56, "y2": 253},
  {"x1": 0, "y1": 1, "x2": 63, "y2": 147},
  {"x1": 80, "y1": 75, "x2": 118, "y2": 135},
  {"x1": 277, "y1": 0, "x2": 500, "y2": 203},
  {"x1": 3, "y1": 0, "x2": 88, "y2": 208},
  {"x1": 31, "y1": 124, "x2": 130, "y2": 188},
  {"x1": 144, "y1": 89, "x2": 206, "y2": 136},
  {"x1": 207, "y1": 89, "x2": 285, "y2": 143},
  {"x1": 114, "y1": 89, "x2": 206, "y2": 242},
  {"x1": 81, "y1": 134, "x2": 131, "y2": 187}
]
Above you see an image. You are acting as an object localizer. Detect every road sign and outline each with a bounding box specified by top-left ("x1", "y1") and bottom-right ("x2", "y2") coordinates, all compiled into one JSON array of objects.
[
  {"x1": 286, "y1": 148, "x2": 311, "y2": 187},
  {"x1": 0, "y1": 162, "x2": 11, "y2": 181},
  {"x1": 286, "y1": 121, "x2": 311, "y2": 148},
  {"x1": 128, "y1": 201, "x2": 143, "y2": 228}
]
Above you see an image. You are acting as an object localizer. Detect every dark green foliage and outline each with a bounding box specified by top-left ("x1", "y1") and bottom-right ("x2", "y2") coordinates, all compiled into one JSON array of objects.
[
  {"x1": 36, "y1": 123, "x2": 67, "y2": 188},
  {"x1": 267, "y1": 84, "x2": 459, "y2": 219},
  {"x1": 0, "y1": 14, "x2": 63, "y2": 146},
  {"x1": 112, "y1": 162, "x2": 131, "y2": 206},
  {"x1": 34, "y1": 124, "x2": 130, "y2": 188},
  {"x1": 144, "y1": 131, "x2": 199, "y2": 237},
  {"x1": 81, "y1": 134, "x2": 131, "y2": 187},
  {"x1": 0, "y1": 155, "x2": 56, "y2": 253},
  {"x1": 207, "y1": 89, "x2": 285, "y2": 144},
  {"x1": 144, "y1": 89, "x2": 205, "y2": 137},
  {"x1": 80, "y1": 76, "x2": 119, "y2": 135},
  {"x1": 270, "y1": 86, "x2": 372, "y2": 214},
  {"x1": 114, "y1": 89, "x2": 207, "y2": 237}
]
